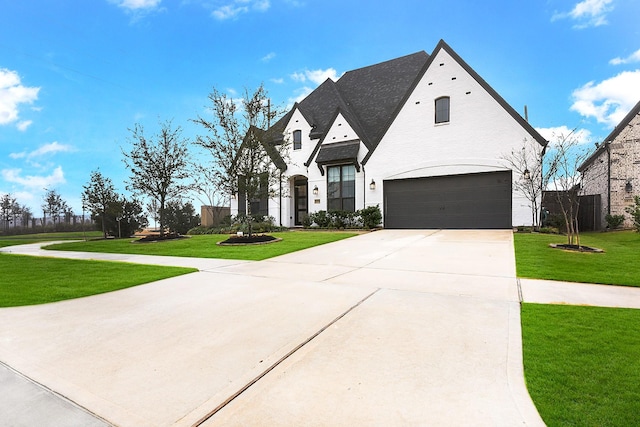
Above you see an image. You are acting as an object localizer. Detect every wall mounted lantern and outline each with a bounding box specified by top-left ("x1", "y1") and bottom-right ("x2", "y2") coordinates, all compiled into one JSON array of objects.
[
  {"x1": 369, "y1": 179, "x2": 376, "y2": 190},
  {"x1": 313, "y1": 185, "x2": 319, "y2": 196},
  {"x1": 626, "y1": 180, "x2": 633, "y2": 193},
  {"x1": 523, "y1": 169, "x2": 531, "y2": 180}
]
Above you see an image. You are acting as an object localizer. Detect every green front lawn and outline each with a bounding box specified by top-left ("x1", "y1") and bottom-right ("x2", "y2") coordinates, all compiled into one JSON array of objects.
[
  {"x1": 0, "y1": 231, "x2": 103, "y2": 248},
  {"x1": 514, "y1": 231, "x2": 640, "y2": 286},
  {"x1": 45, "y1": 231, "x2": 358, "y2": 261},
  {"x1": 522, "y1": 303, "x2": 640, "y2": 426},
  {"x1": 0, "y1": 253, "x2": 196, "y2": 307}
]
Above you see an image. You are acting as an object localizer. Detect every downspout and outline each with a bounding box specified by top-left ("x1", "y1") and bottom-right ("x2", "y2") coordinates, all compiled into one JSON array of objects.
[
  {"x1": 279, "y1": 171, "x2": 283, "y2": 227},
  {"x1": 363, "y1": 166, "x2": 366, "y2": 209}
]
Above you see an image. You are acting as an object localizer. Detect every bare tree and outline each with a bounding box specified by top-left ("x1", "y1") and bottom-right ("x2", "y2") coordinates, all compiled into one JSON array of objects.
[
  {"x1": 503, "y1": 138, "x2": 549, "y2": 230},
  {"x1": 192, "y1": 84, "x2": 287, "y2": 236},
  {"x1": 545, "y1": 129, "x2": 591, "y2": 247},
  {"x1": 122, "y1": 120, "x2": 195, "y2": 236},
  {"x1": 82, "y1": 170, "x2": 119, "y2": 238}
]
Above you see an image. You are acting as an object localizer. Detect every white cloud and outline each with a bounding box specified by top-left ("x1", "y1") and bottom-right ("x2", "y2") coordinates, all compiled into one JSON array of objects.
[
  {"x1": 288, "y1": 86, "x2": 313, "y2": 106},
  {"x1": 610, "y1": 48, "x2": 640, "y2": 65},
  {"x1": 536, "y1": 126, "x2": 593, "y2": 146},
  {"x1": 270, "y1": 77, "x2": 284, "y2": 84},
  {"x1": 0, "y1": 68, "x2": 39, "y2": 129},
  {"x1": 570, "y1": 70, "x2": 640, "y2": 127},
  {"x1": 261, "y1": 52, "x2": 276, "y2": 62},
  {"x1": 552, "y1": 0, "x2": 614, "y2": 29},
  {"x1": 10, "y1": 142, "x2": 74, "y2": 163},
  {"x1": 212, "y1": 0, "x2": 270, "y2": 20},
  {"x1": 16, "y1": 120, "x2": 32, "y2": 131},
  {"x1": 109, "y1": 0, "x2": 161, "y2": 10},
  {"x1": 2, "y1": 166, "x2": 66, "y2": 189},
  {"x1": 290, "y1": 68, "x2": 340, "y2": 85}
]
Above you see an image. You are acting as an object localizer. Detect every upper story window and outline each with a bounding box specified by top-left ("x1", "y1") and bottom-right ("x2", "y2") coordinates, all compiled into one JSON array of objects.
[
  {"x1": 435, "y1": 96, "x2": 450, "y2": 124},
  {"x1": 293, "y1": 130, "x2": 302, "y2": 150}
]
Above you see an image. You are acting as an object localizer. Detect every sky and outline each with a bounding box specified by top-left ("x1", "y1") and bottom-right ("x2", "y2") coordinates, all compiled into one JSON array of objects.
[{"x1": 1, "y1": 0, "x2": 640, "y2": 215}]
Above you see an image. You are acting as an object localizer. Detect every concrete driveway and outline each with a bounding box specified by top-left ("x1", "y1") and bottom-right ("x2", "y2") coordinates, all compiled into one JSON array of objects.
[{"x1": 0, "y1": 230, "x2": 543, "y2": 426}]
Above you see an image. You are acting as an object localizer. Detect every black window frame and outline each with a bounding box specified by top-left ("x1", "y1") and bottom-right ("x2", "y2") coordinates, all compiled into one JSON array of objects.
[
  {"x1": 293, "y1": 130, "x2": 302, "y2": 150},
  {"x1": 327, "y1": 164, "x2": 356, "y2": 212},
  {"x1": 435, "y1": 96, "x2": 450, "y2": 124}
]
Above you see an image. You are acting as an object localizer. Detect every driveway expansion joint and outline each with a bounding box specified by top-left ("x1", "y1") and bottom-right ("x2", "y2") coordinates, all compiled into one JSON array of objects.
[{"x1": 192, "y1": 288, "x2": 381, "y2": 426}]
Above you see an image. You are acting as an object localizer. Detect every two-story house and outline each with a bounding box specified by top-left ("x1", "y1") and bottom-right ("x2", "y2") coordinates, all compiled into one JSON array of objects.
[{"x1": 231, "y1": 39, "x2": 547, "y2": 229}]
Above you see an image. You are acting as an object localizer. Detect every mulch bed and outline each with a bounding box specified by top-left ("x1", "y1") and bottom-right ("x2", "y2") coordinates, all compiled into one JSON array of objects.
[
  {"x1": 549, "y1": 243, "x2": 604, "y2": 253},
  {"x1": 218, "y1": 234, "x2": 281, "y2": 246},
  {"x1": 135, "y1": 233, "x2": 187, "y2": 243}
]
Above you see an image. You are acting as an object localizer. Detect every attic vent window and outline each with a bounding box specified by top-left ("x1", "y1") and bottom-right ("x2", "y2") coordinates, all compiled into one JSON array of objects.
[
  {"x1": 466, "y1": 91, "x2": 471, "y2": 95},
  {"x1": 428, "y1": 82, "x2": 433, "y2": 86},
  {"x1": 415, "y1": 101, "x2": 421, "y2": 104},
  {"x1": 439, "y1": 63, "x2": 444, "y2": 66},
  {"x1": 451, "y1": 77, "x2": 457, "y2": 80}
]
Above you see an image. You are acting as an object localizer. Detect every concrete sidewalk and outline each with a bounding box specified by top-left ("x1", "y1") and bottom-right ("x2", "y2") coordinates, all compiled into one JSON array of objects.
[{"x1": 6, "y1": 230, "x2": 617, "y2": 426}]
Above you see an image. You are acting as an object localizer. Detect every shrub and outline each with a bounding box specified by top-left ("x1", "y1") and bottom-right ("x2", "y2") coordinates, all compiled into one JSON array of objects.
[
  {"x1": 360, "y1": 205, "x2": 382, "y2": 229},
  {"x1": 310, "y1": 210, "x2": 330, "y2": 228},
  {"x1": 301, "y1": 214, "x2": 312, "y2": 228},
  {"x1": 625, "y1": 196, "x2": 640, "y2": 232},
  {"x1": 605, "y1": 214, "x2": 626, "y2": 230}
]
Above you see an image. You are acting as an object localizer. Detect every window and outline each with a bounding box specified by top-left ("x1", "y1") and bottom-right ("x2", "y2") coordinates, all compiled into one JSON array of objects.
[
  {"x1": 293, "y1": 130, "x2": 302, "y2": 150},
  {"x1": 435, "y1": 96, "x2": 450, "y2": 124},
  {"x1": 327, "y1": 165, "x2": 355, "y2": 212}
]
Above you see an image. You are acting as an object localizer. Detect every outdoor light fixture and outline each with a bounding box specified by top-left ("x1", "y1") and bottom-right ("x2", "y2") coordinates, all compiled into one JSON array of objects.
[
  {"x1": 626, "y1": 180, "x2": 633, "y2": 193},
  {"x1": 313, "y1": 185, "x2": 319, "y2": 196},
  {"x1": 523, "y1": 169, "x2": 530, "y2": 180},
  {"x1": 370, "y1": 179, "x2": 376, "y2": 190}
]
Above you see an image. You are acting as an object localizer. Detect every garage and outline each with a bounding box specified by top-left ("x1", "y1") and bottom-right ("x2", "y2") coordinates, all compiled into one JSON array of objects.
[{"x1": 383, "y1": 171, "x2": 512, "y2": 229}]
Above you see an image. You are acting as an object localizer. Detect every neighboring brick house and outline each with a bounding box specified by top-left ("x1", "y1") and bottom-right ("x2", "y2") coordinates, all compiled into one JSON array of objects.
[
  {"x1": 579, "y1": 99, "x2": 640, "y2": 228},
  {"x1": 231, "y1": 39, "x2": 547, "y2": 229}
]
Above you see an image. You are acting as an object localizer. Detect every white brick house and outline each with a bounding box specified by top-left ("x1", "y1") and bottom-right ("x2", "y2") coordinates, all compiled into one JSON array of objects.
[
  {"x1": 232, "y1": 40, "x2": 547, "y2": 229},
  {"x1": 579, "y1": 99, "x2": 640, "y2": 228}
]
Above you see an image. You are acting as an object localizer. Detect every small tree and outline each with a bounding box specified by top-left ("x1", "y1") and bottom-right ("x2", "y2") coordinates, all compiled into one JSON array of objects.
[
  {"x1": 122, "y1": 120, "x2": 195, "y2": 236},
  {"x1": 42, "y1": 189, "x2": 66, "y2": 228},
  {"x1": 82, "y1": 170, "x2": 119, "y2": 238},
  {"x1": 545, "y1": 129, "x2": 591, "y2": 246},
  {"x1": 20, "y1": 205, "x2": 32, "y2": 229},
  {"x1": 164, "y1": 200, "x2": 200, "y2": 234},
  {"x1": 503, "y1": 138, "x2": 548, "y2": 230},
  {"x1": 192, "y1": 84, "x2": 287, "y2": 236},
  {"x1": 0, "y1": 194, "x2": 15, "y2": 231},
  {"x1": 626, "y1": 196, "x2": 640, "y2": 232}
]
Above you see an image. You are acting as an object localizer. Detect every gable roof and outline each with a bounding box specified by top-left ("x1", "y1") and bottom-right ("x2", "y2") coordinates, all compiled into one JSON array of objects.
[
  {"x1": 268, "y1": 39, "x2": 547, "y2": 166},
  {"x1": 578, "y1": 99, "x2": 640, "y2": 172},
  {"x1": 267, "y1": 51, "x2": 429, "y2": 157}
]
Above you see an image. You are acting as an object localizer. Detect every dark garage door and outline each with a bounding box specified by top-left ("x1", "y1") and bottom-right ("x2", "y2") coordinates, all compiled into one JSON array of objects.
[{"x1": 383, "y1": 171, "x2": 512, "y2": 229}]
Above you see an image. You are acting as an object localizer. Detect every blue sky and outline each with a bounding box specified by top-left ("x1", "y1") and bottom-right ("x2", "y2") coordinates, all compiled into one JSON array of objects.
[{"x1": 1, "y1": 0, "x2": 639, "y2": 215}]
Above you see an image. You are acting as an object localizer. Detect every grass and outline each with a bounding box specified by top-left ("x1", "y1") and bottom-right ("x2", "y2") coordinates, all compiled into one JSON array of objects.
[
  {"x1": 514, "y1": 231, "x2": 640, "y2": 286},
  {"x1": 0, "y1": 231, "x2": 103, "y2": 248},
  {"x1": 45, "y1": 231, "x2": 359, "y2": 261},
  {"x1": 0, "y1": 253, "x2": 196, "y2": 307},
  {"x1": 521, "y1": 303, "x2": 640, "y2": 426}
]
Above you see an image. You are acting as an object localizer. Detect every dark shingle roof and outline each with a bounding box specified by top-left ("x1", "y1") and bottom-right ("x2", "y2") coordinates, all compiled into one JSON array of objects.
[
  {"x1": 267, "y1": 39, "x2": 547, "y2": 166},
  {"x1": 315, "y1": 140, "x2": 360, "y2": 165}
]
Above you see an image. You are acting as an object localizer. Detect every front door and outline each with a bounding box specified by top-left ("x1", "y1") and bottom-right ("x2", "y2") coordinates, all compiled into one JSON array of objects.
[{"x1": 294, "y1": 178, "x2": 308, "y2": 226}]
